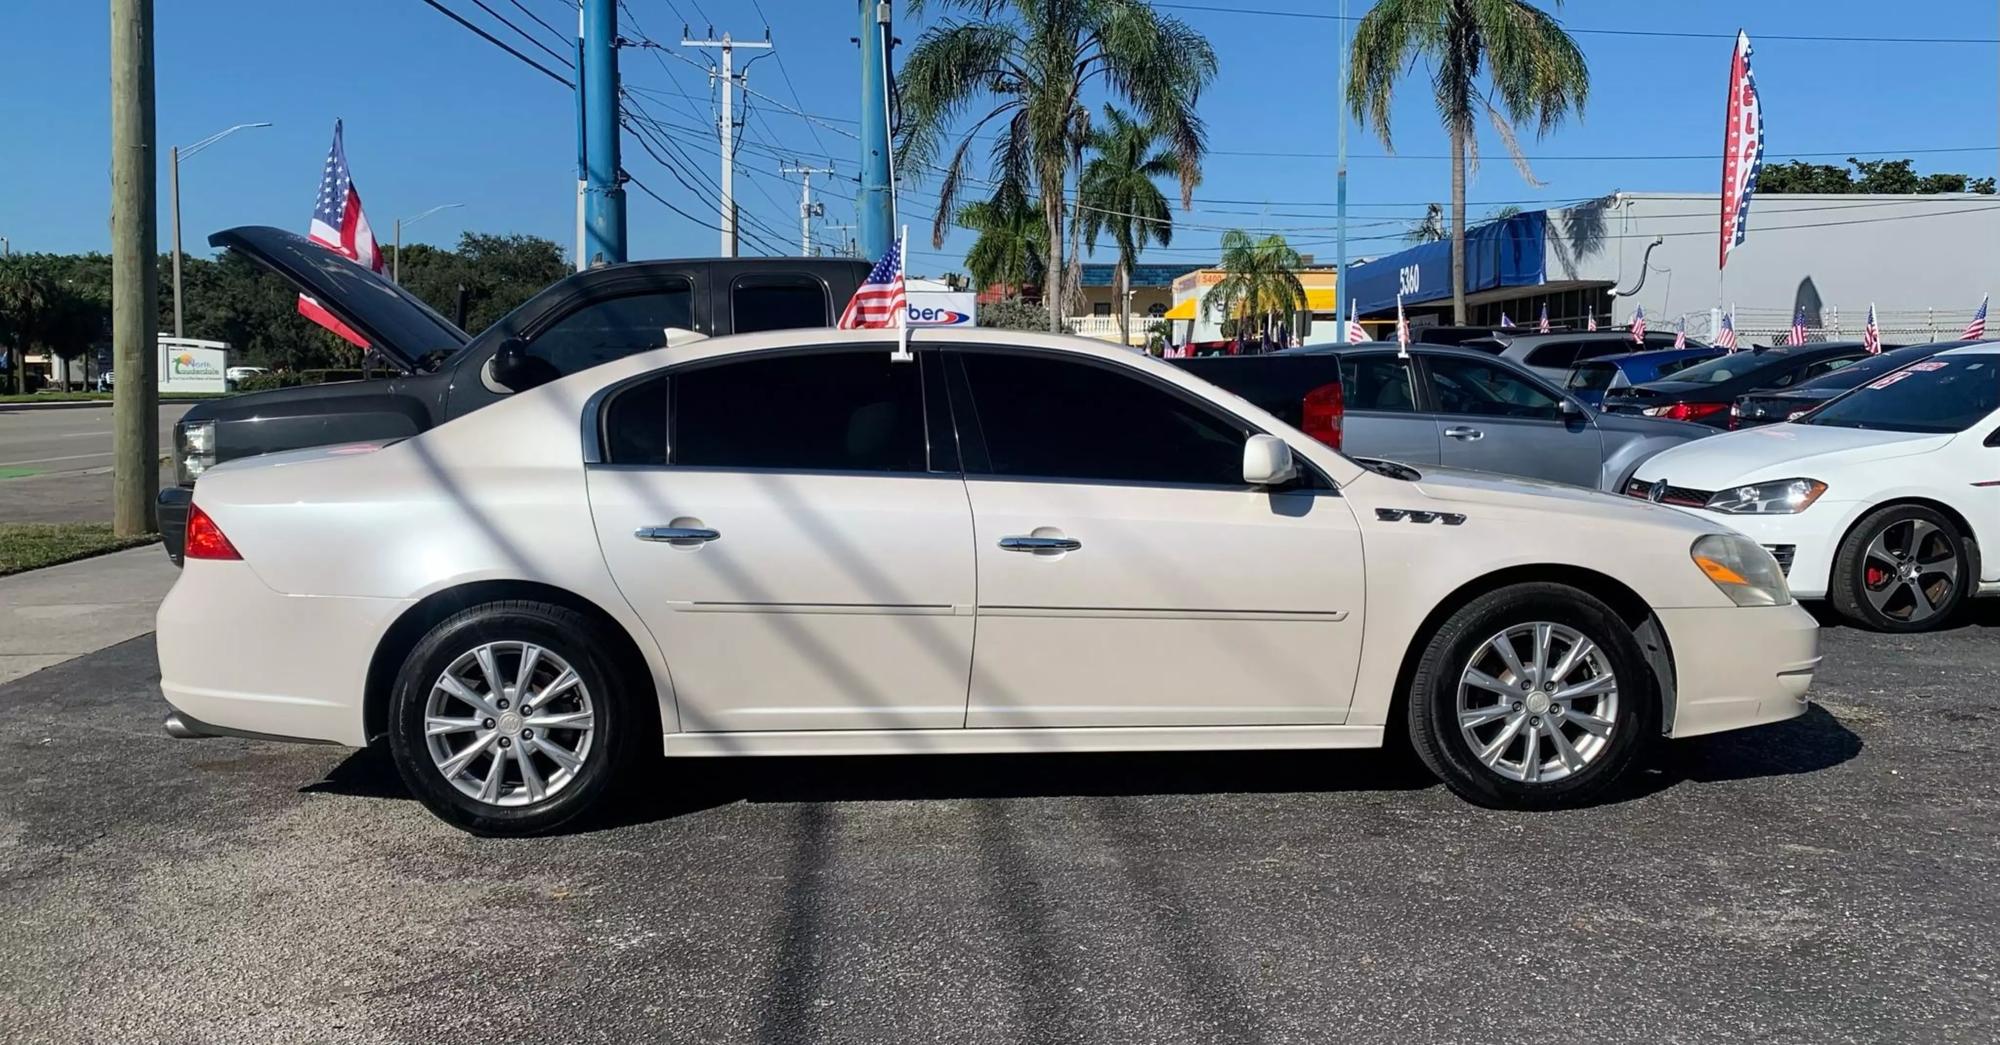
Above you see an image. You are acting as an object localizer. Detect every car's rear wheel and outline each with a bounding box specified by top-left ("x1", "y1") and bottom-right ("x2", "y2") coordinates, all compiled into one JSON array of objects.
[
  {"x1": 1830, "y1": 505, "x2": 1970, "y2": 633},
  {"x1": 1406, "y1": 583, "x2": 1657, "y2": 809},
  {"x1": 388, "y1": 601, "x2": 639, "y2": 835}
]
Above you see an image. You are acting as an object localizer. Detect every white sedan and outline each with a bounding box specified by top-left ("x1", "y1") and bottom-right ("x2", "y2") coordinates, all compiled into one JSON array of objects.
[
  {"x1": 1628, "y1": 344, "x2": 2000, "y2": 632},
  {"x1": 157, "y1": 328, "x2": 1819, "y2": 833}
]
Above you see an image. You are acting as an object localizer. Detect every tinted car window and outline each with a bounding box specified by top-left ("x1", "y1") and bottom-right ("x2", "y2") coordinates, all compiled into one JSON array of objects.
[
  {"x1": 731, "y1": 275, "x2": 830, "y2": 334},
  {"x1": 1806, "y1": 356, "x2": 2000, "y2": 433},
  {"x1": 602, "y1": 374, "x2": 669, "y2": 465},
  {"x1": 670, "y1": 350, "x2": 928, "y2": 472},
  {"x1": 1795, "y1": 347, "x2": 1935, "y2": 391},
  {"x1": 1524, "y1": 341, "x2": 1587, "y2": 369},
  {"x1": 1427, "y1": 356, "x2": 1563, "y2": 420},
  {"x1": 960, "y1": 352, "x2": 1248, "y2": 486},
  {"x1": 1342, "y1": 354, "x2": 1419, "y2": 412},
  {"x1": 1801, "y1": 354, "x2": 1863, "y2": 381},
  {"x1": 1566, "y1": 361, "x2": 1619, "y2": 392},
  {"x1": 528, "y1": 284, "x2": 695, "y2": 376},
  {"x1": 1655, "y1": 356, "x2": 1705, "y2": 378},
  {"x1": 1670, "y1": 351, "x2": 1790, "y2": 385}
]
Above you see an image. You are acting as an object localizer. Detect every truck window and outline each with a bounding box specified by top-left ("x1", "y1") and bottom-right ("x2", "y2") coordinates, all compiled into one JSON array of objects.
[
  {"x1": 732, "y1": 275, "x2": 831, "y2": 333},
  {"x1": 527, "y1": 282, "x2": 695, "y2": 376}
]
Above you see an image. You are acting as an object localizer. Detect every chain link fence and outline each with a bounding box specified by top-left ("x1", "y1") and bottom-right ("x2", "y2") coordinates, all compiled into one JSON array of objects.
[{"x1": 1669, "y1": 306, "x2": 1981, "y2": 347}]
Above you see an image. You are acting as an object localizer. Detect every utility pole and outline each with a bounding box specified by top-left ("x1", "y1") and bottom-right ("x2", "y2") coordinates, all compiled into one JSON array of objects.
[
  {"x1": 780, "y1": 163, "x2": 834, "y2": 255},
  {"x1": 857, "y1": 1, "x2": 894, "y2": 261},
  {"x1": 684, "y1": 31, "x2": 771, "y2": 257},
  {"x1": 581, "y1": 0, "x2": 626, "y2": 266},
  {"x1": 573, "y1": 3, "x2": 587, "y2": 271},
  {"x1": 110, "y1": 0, "x2": 157, "y2": 536},
  {"x1": 821, "y1": 223, "x2": 858, "y2": 257},
  {"x1": 1334, "y1": 0, "x2": 1349, "y2": 343}
]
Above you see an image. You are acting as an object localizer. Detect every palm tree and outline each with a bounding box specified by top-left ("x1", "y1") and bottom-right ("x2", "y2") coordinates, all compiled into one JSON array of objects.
[
  {"x1": 1406, "y1": 202, "x2": 1447, "y2": 244},
  {"x1": 1348, "y1": 0, "x2": 1589, "y2": 323},
  {"x1": 1202, "y1": 230, "x2": 1307, "y2": 348},
  {"x1": 898, "y1": 0, "x2": 1216, "y2": 332},
  {"x1": 0, "y1": 258, "x2": 56, "y2": 393},
  {"x1": 957, "y1": 186, "x2": 1047, "y2": 297},
  {"x1": 1078, "y1": 106, "x2": 1180, "y2": 348}
]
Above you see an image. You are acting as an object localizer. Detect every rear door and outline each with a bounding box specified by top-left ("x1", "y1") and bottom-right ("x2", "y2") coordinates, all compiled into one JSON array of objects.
[
  {"x1": 1423, "y1": 353, "x2": 1604, "y2": 487},
  {"x1": 1340, "y1": 351, "x2": 1439, "y2": 464}
]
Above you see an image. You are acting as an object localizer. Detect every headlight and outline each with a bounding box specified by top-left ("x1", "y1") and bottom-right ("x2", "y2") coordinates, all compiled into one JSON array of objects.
[
  {"x1": 175, "y1": 421, "x2": 216, "y2": 485},
  {"x1": 1704, "y1": 478, "x2": 1825, "y2": 515},
  {"x1": 1691, "y1": 534, "x2": 1792, "y2": 607}
]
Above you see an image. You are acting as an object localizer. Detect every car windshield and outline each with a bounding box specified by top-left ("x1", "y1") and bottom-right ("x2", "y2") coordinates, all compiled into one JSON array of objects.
[
  {"x1": 1804, "y1": 356, "x2": 2000, "y2": 433},
  {"x1": 1668, "y1": 351, "x2": 1787, "y2": 385},
  {"x1": 1566, "y1": 362, "x2": 1619, "y2": 391},
  {"x1": 1793, "y1": 347, "x2": 1932, "y2": 391}
]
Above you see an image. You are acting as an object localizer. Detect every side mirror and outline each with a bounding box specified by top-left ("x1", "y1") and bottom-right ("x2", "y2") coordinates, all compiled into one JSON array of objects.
[
  {"x1": 1243, "y1": 434, "x2": 1298, "y2": 487},
  {"x1": 486, "y1": 336, "x2": 558, "y2": 393},
  {"x1": 1560, "y1": 397, "x2": 1586, "y2": 419}
]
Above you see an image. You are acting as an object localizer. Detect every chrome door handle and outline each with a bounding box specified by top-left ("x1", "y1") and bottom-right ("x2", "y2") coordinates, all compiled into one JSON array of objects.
[
  {"x1": 999, "y1": 535, "x2": 1081, "y2": 553},
  {"x1": 636, "y1": 526, "x2": 721, "y2": 544},
  {"x1": 1444, "y1": 426, "x2": 1484, "y2": 441}
]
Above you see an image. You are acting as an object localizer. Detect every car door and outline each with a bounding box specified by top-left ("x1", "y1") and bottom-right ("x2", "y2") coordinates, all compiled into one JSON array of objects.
[
  {"x1": 1339, "y1": 351, "x2": 1440, "y2": 465},
  {"x1": 1423, "y1": 353, "x2": 1604, "y2": 487},
  {"x1": 585, "y1": 347, "x2": 976, "y2": 733},
  {"x1": 949, "y1": 347, "x2": 1365, "y2": 729}
]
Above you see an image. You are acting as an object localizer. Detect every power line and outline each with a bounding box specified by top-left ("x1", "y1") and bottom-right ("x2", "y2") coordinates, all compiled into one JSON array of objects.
[
  {"x1": 1150, "y1": 3, "x2": 2000, "y2": 45},
  {"x1": 503, "y1": 0, "x2": 569, "y2": 45},
  {"x1": 463, "y1": 0, "x2": 575, "y2": 68},
  {"x1": 415, "y1": 0, "x2": 573, "y2": 87}
]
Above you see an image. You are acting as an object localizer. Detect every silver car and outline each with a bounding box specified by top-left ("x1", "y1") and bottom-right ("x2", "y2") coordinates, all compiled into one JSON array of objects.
[
  {"x1": 1463, "y1": 330, "x2": 1689, "y2": 383},
  {"x1": 1173, "y1": 343, "x2": 1715, "y2": 491}
]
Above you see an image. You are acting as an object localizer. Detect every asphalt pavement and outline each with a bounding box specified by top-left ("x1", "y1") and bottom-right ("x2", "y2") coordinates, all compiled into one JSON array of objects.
[
  {"x1": 1, "y1": 611, "x2": 1996, "y2": 1044},
  {"x1": 0, "y1": 403, "x2": 188, "y2": 523}
]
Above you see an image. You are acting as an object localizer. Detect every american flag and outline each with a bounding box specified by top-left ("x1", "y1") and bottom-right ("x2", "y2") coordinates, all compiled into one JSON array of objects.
[
  {"x1": 1345, "y1": 317, "x2": 1369, "y2": 343},
  {"x1": 1717, "y1": 308, "x2": 1740, "y2": 351},
  {"x1": 1788, "y1": 305, "x2": 1808, "y2": 346},
  {"x1": 1395, "y1": 293, "x2": 1410, "y2": 358},
  {"x1": 1586, "y1": 314, "x2": 1598, "y2": 332},
  {"x1": 1863, "y1": 303, "x2": 1881, "y2": 354},
  {"x1": 299, "y1": 120, "x2": 382, "y2": 348},
  {"x1": 1719, "y1": 30, "x2": 1766, "y2": 269},
  {"x1": 1964, "y1": 293, "x2": 1989, "y2": 340},
  {"x1": 1538, "y1": 302, "x2": 1550, "y2": 333},
  {"x1": 838, "y1": 234, "x2": 907, "y2": 329},
  {"x1": 1673, "y1": 318, "x2": 1687, "y2": 350},
  {"x1": 1630, "y1": 306, "x2": 1647, "y2": 344},
  {"x1": 1500, "y1": 311, "x2": 1515, "y2": 328}
]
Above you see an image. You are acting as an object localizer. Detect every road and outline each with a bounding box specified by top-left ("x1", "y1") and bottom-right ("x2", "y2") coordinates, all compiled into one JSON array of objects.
[
  {"x1": 0, "y1": 404, "x2": 188, "y2": 523},
  {"x1": 1, "y1": 609, "x2": 1996, "y2": 1043}
]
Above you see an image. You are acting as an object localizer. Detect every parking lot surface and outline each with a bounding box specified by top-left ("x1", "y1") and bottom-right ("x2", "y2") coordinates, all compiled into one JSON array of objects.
[
  {"x1": 0, "y1": 404, "x2": 188, "y2": 523},
  {"x1": 1, "y1": 612, "x2": 1996, "y2": 1044}
]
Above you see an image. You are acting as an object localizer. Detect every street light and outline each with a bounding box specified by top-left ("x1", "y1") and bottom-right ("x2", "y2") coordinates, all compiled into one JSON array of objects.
[
  {"x1": 393, "y1": 203, "x2": 464, "y2": 281},
  {"x1": 171, "y1": 122, "x2": 271, "y2": 338}
]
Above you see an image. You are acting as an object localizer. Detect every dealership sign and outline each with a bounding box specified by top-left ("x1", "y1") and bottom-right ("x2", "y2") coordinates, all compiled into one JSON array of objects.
[
  {"x1": 905, "y1": 291, "x2": 977, "y2": 327},
  {"x1": 158, "y1": 337, "x2": 229, "y2": 394}
]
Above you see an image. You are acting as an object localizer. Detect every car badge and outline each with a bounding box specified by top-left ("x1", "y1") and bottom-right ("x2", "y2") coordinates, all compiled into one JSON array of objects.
[{"x1": 1649, "y1": 479, "x2": 1669, "y2": 503}]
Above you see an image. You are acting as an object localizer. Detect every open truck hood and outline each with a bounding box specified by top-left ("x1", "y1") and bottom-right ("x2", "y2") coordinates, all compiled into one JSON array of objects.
[{"x1": 210, "y1": 226, "x2": 470, "y2": 369}]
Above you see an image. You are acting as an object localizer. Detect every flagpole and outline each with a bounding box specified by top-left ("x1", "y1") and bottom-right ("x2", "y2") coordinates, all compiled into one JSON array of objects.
[{"x1": 892, "y1": 224, "x2": 913, "y2": 361}]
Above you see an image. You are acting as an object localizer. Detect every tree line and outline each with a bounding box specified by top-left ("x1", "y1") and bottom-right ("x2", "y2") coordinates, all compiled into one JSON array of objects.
[{"x1": 0, "y1": 233, "x2": 568, "y2": 392}]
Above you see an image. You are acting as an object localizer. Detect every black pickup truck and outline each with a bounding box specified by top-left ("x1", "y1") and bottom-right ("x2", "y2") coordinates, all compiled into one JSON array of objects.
[{"x1": 160, "y1": 226, "x2": 870, "y2": 561}]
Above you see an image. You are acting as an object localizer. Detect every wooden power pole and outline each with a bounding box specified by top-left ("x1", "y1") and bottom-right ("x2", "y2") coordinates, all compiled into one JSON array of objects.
[{"x1": 110, "y1": 0, "x2": 158, "y2": 535}]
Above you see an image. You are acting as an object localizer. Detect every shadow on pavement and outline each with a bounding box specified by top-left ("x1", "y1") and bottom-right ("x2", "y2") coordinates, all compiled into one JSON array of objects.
[
  {"x1": 304, "y1": 701, "x2": 1863, "y2": 832},
  {"x1": 1805, "y1": 596, "x2": 2000, "y2": 632}
]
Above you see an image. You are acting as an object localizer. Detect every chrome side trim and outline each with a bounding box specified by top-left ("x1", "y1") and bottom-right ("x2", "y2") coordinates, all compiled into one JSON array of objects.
[{"x1": 977, "y1": 605, "x2": 1349, "y2": 622}]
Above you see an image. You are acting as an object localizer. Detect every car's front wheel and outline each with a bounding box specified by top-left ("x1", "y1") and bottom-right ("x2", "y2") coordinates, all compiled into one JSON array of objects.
[
  {"x1": 388, "y1": 601, "x2": 641, "y2": 835},
  {"x1": 1406, "y1": 583, "x2": 1657, "y2": 809},
  {"x1": 1829, "y1": 504, "x2": 1970, "y2": 632}
]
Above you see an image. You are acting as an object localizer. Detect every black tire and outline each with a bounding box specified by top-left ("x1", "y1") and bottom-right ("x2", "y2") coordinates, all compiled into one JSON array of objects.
[
  {"x1": 1829, "y1": 504, "x2": 1971, "y2": 633},
  {"x1": 1406, "y1": 583, "x2": 1658, "y2": 810},
  {"x1": 387, "y1": 600, "x2": 646, "y2": 835}
]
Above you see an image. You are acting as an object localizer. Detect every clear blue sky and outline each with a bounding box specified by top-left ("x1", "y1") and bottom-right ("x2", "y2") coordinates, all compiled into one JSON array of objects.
[{"x1": 3, "y1": 1, "x2": 1995, "y2": 275}]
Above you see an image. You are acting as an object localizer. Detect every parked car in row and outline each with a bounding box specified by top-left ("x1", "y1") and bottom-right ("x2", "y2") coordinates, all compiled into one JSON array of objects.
[
  {"x1": 158, "y1": 326, "x2": 1817, "y2": 833},
  {"x1": 1602, "y1": 342, "x2": 1877, "y2": 426},
  {"x1": 1171, "y1": 342, "x2": 1713, "y2": 491},
  {"x1": 1630, "y1": 344, "x2": 2000, "y2": 631},
  {"x1": 157, "y1": 226, "x2": 872, "y2": 563},
  {"x1": 1463, "y1": 331, "x2": 1691, "y2": 383},
  {"x1": 1729, "y1": 342, "x2": 1975, "y2": 428},
  {"x1": 1564, "y1": 346, "x2": 1728, "y2": 407}
]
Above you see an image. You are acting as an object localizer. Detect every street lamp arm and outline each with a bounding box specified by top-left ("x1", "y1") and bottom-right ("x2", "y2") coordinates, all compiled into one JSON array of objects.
[
  {"x1": 400, "y1": 202, "x2": 466, "y2": 228},
  {"x1": 181, "y1": 122, "x2": 273, "y2": 161}
]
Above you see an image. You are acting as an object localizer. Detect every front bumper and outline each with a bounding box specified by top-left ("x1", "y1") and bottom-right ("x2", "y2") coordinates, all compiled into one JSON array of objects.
[
  {"x1": 1657, "y1": 602, "x2": 1820, "y2": 738},
  {"x1": 158, "y1": 484, "x2": 191, "y2": 565},
  {"x1": 156, "y1": 559, "x2": 411, "y2": 746}
]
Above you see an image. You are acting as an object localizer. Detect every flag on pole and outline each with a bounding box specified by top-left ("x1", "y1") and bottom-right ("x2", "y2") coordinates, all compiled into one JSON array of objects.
[
  {"x1": 1673, "y1": 318, "x2": 1687, "y2": 350},
  {"x1": 1500, "y1": 311, "x2": 1515, "y2": 328},
  {"x1": 1863, "y1": 303, "x2": 1881, "y2": 354},
  {"x1": 1586, "y1": 314, "x2": 1598, "y2": 332},
  {"x1": 1345, "y1": 300, "x2": 1368, "y2": 343},
  {"x1": 1719, "y1": 30, "x2": 1766, "y2": 269},
  {"x1": 1964, "y1": 293, "x2": 1989, "y2": 339},
  {"x1": 1538, "y1": 302, "x2": 1550, "y2": 333},
  {"x1": 837, "y1": 231, "x2": 908, "y2": 329},
  {"x1": 1396, "y1": 293, "x2": 1410, "y2": 359},
  {"x1": 1630, "y1": 306, "x2": 1647, "y2": 345},
  {"x1": 1788, "y1": 305, "x2": 1808, "y2": 346},
  {"x1": 1717, "y1": 307, "x2": 1740, "y2": 351},
  {"x1": 299, "y1": 120, "x2": 383, "y2": 348}
]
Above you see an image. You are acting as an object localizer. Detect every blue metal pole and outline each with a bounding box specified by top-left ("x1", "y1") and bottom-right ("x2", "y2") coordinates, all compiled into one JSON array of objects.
[
  {"x1": 574, "y1": 15, "x2": 588, "y2": 271},
  {"x1": 583, "y1": 0, "x2": 626, "y2": 265},
  {"x1": 858, "y1": 0, "x2": 894, "y2": 260},
  {"x1": 1334, "y1": 0, "x2": 1349, "y2": 342}
]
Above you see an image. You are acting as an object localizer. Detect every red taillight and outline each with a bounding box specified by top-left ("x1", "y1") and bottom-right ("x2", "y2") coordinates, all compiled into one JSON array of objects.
[
  {"x1": 1301, "y1": 381, "x2": 1344, "y2": 450},
  {"x1": 1649, "y1": 400, "x2": 1729, "y2": 423},
  {"x1": 184, "y1": 503, "x2": 242, "y2": 561}
]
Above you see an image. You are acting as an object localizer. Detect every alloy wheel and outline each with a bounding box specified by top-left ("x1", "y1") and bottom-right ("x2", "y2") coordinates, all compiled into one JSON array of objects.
[
  {"x1": 424, "y1": 641, "x2": 596, "y2": 807},
  {"x1": 1861, "y1": 518, "x2": 1959, "y2": 624},
  {"x1": 1457, "y1": 622, "x2": 1620, "y2": 784}
]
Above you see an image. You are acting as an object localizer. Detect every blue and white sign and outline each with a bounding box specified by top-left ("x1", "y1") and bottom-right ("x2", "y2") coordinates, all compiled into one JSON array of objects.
[{"x1": 906, "y1": 291, "x2": 977, "y2": 327}]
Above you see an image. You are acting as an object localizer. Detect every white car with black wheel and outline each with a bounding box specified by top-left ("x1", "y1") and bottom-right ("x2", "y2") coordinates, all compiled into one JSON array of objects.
[
  {"x1": 1627, "y1": 344, "x2": 2000, "y2": 631},
  {"x1": 157, "y1": 328, "x2": 1819, "y2": 834}
]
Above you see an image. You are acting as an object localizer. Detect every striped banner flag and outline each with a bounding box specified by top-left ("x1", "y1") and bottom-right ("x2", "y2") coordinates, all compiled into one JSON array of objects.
[
  {"x1": 1964, "y1": 294, "x2": 1989, "y2": 340},
  {"x1": 1630, "y1": 306, "x2": 1647, "y2": 345},
  {"x1": 1716, "y1": 307, "x2": 1740, "y2": 351},
  {"x1": 299, "y1": 120, "x2": 383, "y2": 348},
  {"x1": 1345, "y1": 300, "x2": 1369, "y2": 343},
  {"x1": 1396, "y1": 293, "x2": 1410, "y2": 358},
  {"x1": 1673, "y1": 318, "x2": 1687, "y2": 350},
  {"x1": 1538, "y1": 302, "x2": 1550, "y2": 333},
  {"x1": 1788, "y1": 305, "x2": 1808, "y2": 346},
  {"x1": 1863, "y1": 303, "x2": 1881, "y2": 354},
  {"x1": 1719, "y1": 30, "x2": 1766, "y2": 269}
]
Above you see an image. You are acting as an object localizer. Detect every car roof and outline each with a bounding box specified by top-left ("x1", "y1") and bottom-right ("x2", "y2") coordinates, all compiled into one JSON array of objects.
[
  {"x1": 1283, "y1": 342, "x2": 1500, "y2": 364},
  {"x1": 1494, "y1": 331, "x2": 1673, "y2": 346}
]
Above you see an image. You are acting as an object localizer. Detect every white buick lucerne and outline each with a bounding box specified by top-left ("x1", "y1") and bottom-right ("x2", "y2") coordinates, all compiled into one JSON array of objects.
[{"x1": 158, "y1": 328, "x2": 1819, "y2": 833}]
